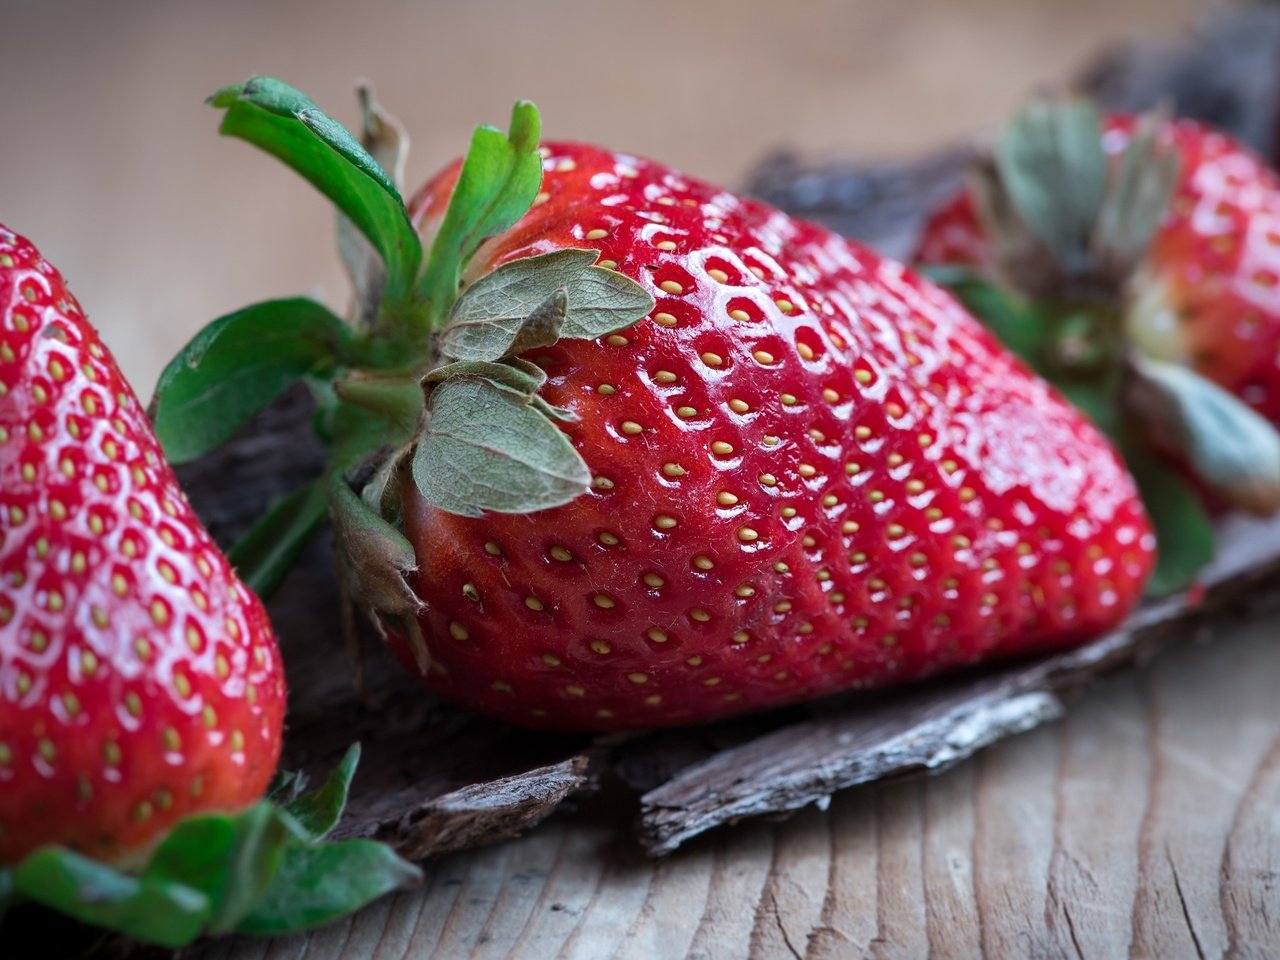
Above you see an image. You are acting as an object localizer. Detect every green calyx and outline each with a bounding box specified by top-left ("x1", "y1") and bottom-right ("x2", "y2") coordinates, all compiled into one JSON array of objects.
[
  {"x1": 0, "y1": 746, "x2": 421, "y2": 948},
  {"x1": 926, "y1": 98, "x2": 1280, "y2": 595},
  {"x1": 150, "y1": 78, "x2": 653, "y2": 603}
]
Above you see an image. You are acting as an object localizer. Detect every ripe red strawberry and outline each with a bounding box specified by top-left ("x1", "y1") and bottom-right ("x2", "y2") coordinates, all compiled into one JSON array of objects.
[
  {"x1": 919, "y1": 112, "x2": 1280, "y2": 426},
  {"x1": 0, "y1": 225, "x2": 286, "y2": 866},
  {"x1": 163, "y1": 79, "x2": 1153, "y2": 736},
  {"x1": 389, "y1": 144, "x2": 1154, "y2": 730}
]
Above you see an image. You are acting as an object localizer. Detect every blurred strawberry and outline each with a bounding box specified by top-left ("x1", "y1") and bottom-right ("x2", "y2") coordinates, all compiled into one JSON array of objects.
[
  {"x1": 916, "y1": 102, "x2": 1280, "y2": 591},
  {"x1": 919, "y1": 111, "x2": 1280, "y2": 427}
]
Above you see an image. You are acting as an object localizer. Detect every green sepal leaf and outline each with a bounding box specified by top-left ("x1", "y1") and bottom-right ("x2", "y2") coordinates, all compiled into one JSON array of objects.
[
  {"x1": 995, "y1": 99, "x2": 1109, "y2": 272},
  {"x1": 11, "y1": 848, "x2": 211, "y2": 949},
  {"x1": 267, "y1": 767, "x2": 309, "y2": 804},
  {"x1": 413, "y1": 374, "x2": 590, "y2": 517},
  {"x1": 236, "y1": 840, "x2": 422, "y2": 936},
  {"x1": 441, "y1": 287, "x2": 567, "y2": 362},
  {"x1": 210, "y1": 77, "x2": 422, "y2": 302},
  {"x1": 283, "y1": 744, "x2": 361, "y2": 840},
  {"x1": 1123, "y1": 441, "x2": 1215, "y2": 596},
  {"x1": 147, "y1": 803, "x2": 288, "y2": 935},
  {"x1": 532, "y1": 394, "x2": 578, "y2": 422},
  {"x1": 329, "y1": 472, "x2": 428, "y2": 669},
  {"x1": 425, "y1": 357, "x2": 547, "y2": 397},
  {"x1": 416, "y1": 101, "x2": 544, "y2": 319},
  {"x1": 329, "y1": 474, "x2": 422, "y2": 621},
  {"x1": 1056, "y1": 375, "x2": 1121, "y2": 441},
  {"x1": 442, "y1": 249, "x2": 655, "y2": 361},
  {"x1": 1092, "y1": 108, "x2": 1181, "y2": 276},
  {"x1": 228, "y1": 478, "x2": 330, "y2": 600},
  {"x1": 1124, "y1": 354, "x2": 1280, "y2": 516},
  {"x1": 4, "y1": 746, "x2": 419, "y2": 947},
  {"x1": 336, "y1": 83, "x2": 412, "y2": 327},
  {"x1": 152, "y1": 298, "x2": 352, "y2": 464}
]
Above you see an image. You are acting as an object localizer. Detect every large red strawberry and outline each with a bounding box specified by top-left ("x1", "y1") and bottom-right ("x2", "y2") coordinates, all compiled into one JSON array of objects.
[
  {"x1": 0, "y1": 224, "x2": 418, "y2": 947},
  {"x1": 0, "y1": 225, "x2": 286, "y2": 865},
  {"x1": 154, "y1": 79, "x2": 1153, "y2": 735},
  {"x1": 915, "y1": 102, "x2": 1280, "y2": 592}
]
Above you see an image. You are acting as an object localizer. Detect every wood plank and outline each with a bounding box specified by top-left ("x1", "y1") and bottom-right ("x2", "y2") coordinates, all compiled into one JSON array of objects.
[{"x1": 198, "y1": 608, "x2": 1280, "y2": 958}]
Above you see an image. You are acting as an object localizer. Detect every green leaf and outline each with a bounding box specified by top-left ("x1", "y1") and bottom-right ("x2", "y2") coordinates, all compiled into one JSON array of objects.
[
  {"x1": 441, "y1": 248, "x2": 655, "y2": 361},
  {"x1": 210, "y1": 77, "x2": 422, "y2": 302},
  {"x1": 283, "y1": 744, "x2": 361, "y2": 840},
  {"x1": 268, "y1": 767, "x2": 309, "y2": 804},
  {"x1": 152, "y1": 298, "x2": 352, "y2": 464},
  {"x1": 228, "y1": 478, "x2": 329, "y2": 600},
  {"x1": 441, "y1": 287, "x2": 567, "y2": 362},
  {"x1": 1092, "y1": 109, "x2": 1181, "y2": 275},
  {"x1": 531, "y1": 394, "x2": 578, "y2": 423},
  {"x1": 1124, "y1": 354, "x2": 1280, "y2": 516},
  {"x1": 1056, "y1": 375, "x2": 1121, "y2": 441},
  {"x1": 5, "y1": 749, "x2": 418, "y2": 947},
  {"x1": 1124, "y1": 442, "x2": 1215, "y2": 596},
  {"x1": 12, "y1": 848, "x2": 210, "y2": 949},
  {"x1": 329, "y1": 473, "x2": 425, "y2": 644},
  {"x1": 413, "y1": 374, "x2": 590, "y2": 517},
  {"x1": 417, "y1": 101, "x2": 544, "y2": 319},
  {"x1": 237, "y1": 840, "x2": 421, "y2": 937},
  {"x1": 147, "y1": 803, "x2": 288, "y2": 934},
  {"x1": 995, "y1": 100, "x2": 1108, "y2": 271},
  {"x1": 425, "y1": 357, "x2": 547, "y2": 396}
]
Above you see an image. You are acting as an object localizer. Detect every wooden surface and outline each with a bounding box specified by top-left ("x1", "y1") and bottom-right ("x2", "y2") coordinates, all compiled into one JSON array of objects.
[{"x1": 195, "y1": 609, "x2": 1280, "y2": 959}]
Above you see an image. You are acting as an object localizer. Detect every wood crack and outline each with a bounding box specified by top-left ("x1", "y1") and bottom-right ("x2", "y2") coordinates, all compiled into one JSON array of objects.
[{"x1": 1168, "y1": 846, "x2": 1207, "y2": 960}]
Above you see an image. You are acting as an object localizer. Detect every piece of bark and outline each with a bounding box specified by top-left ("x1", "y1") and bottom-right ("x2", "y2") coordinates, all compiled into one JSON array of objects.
[
  {"x1": 747, "y1": 146, "x2": 974, "y2": 263},
  {"x1": 376, "y1": 756, "x2": 590, "y2": 860}
]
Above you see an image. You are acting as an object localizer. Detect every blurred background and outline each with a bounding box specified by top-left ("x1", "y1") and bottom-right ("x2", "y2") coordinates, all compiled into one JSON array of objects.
[{"x1": 1, "y1": 0, "x2": 1218, "y2": 397}]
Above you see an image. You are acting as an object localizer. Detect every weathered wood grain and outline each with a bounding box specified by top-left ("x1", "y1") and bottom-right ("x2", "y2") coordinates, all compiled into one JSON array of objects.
[{"x1": 194, "y1": 609, "x2": 1280, "y2": 958}]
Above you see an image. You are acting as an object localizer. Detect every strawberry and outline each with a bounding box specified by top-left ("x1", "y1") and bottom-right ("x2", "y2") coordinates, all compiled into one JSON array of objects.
[
  {"x1": 918, "y1": 111, "x2": 1280, "y2": 426},
  {"x1": 0, "y1": 224, "x2": 418, "y2": 947},
  {"x1": 0, "y1": 224, "x2": 286, "y2": 865},
  {"x1": 914, "y1": 101, "x2": 1280, "y2": 592},
  {"x1": 155, "y1": 79, "x2": 1153, "y2": 735},
  {"x1": 393, "y1": 147, "x2": 1154, "y2": 730}
]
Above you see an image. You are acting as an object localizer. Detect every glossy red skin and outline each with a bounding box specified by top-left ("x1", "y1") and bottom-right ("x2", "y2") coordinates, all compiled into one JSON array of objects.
[
  {"x1": 393, "y1": 145, "x2": 1154, "y2": 732},
  {"x1": 918, "y1": 115, "x2": 1280, "y2": 425},
  {"x1": 0, "y1": 227, "x2": 286, "y2": 866}
]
